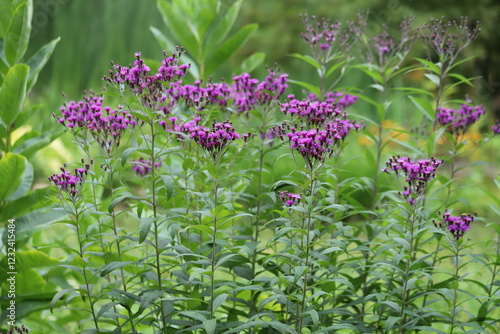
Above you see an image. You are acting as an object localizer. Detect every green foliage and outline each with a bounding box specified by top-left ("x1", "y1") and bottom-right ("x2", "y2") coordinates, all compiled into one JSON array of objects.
[{"x1": 154, "y1": 0, "x2": 262, "y2": 80}]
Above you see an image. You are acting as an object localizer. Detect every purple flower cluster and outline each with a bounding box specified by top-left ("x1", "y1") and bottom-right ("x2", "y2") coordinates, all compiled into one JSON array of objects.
[
  {"x1": 419, "y1": 17, "x2": 480, "y2": 63},
  {"x1": 436, "y1": 99, "x2": 485, "y2": 137},
  {"x1": 168, "y1": 117, "x2": 251, "y2": 162},
  {"x1": 48, "y1": 163, "x2": 91, "y2": 198},
  {"x1": 383, "y1": 156, "x2": 444, "y2": 205},
  {"x1": 55, "y1": 92, "x2": 137, "y2": 155},
  {"x1": 104, "y1": 50, "x2": 190, "y2": 114},
  {"x1": 434, "y1": 210, "x2": 475, "y2": 240},
  {"x1": 307, "y1": 92, "x2": 359, "y2": 110},
  {"x1": 273, "y1": 119, "x2": 361, "y2": 170},
  {"x1": 131, "y1": 158, "x2": 161, "y2": 176},
  {"x1": 278, "y1": 191, "x2": 302, "y2": 207},
  {"x1": 168, "y1": 79, "x2": 231, "y2": 111},
  {"x1": 493, "y1": 120, "x2": 500, "y2": 135},
  {"x1": 232, "y1": 69, "x2": 289, "y2": 113}
]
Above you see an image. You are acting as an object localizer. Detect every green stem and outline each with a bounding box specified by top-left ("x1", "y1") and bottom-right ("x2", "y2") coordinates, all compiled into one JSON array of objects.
[{"x1": 210, "y1": 177, "x2": 220, "y2": 320}]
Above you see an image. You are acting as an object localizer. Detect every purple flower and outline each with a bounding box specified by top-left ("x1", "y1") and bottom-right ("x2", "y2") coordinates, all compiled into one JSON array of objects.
[
  {"x1": 436, "y1": 99, "x2": 485, "y2": 137},
  {"x1": 103, "y1": 50, "x2": 190, "y2": 115},
  {"x1": 55, "y1": 92, "x2": 137, "y2": 155},
  {"x1": 278, "y1": 191, "x2": 302, "y2": 207},
  {"x1": 131, "y1": 158, "x2": 161, "y2": 176},
  {"x1": 434, "y1": 210, "x2": 475, "y2": 240},
  {"x1": 167, "y1": 79, "x2": 231, "y2": 111},
  {"x1": 49, "y1": 163, "x2": 91, "y2": 198},
  {"x1": 231, "y1": 69, "x2": 289, "y2": 114},
  {"x1": 1, "y1": 325, "x2": 30, "y2": 334},
  {"x1": 273, "y1": 118, "x2": 360, "y2": 170},
  {"x1": 383, "y1": 156, "x2": 444, "y2": 205},
  {"x1": 171, "y1": 117, "x2": 252, "y2": 163},
  {"x1": 492, "y1": 120, "x2": 500, "y2": 134},
  {"x1": 280, "y1": 95, "x2": 342, "y2": 126}
]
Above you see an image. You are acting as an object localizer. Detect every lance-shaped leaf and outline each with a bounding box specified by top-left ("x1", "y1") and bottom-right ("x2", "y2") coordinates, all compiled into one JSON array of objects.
[
  {"x1": 0, "y1": 63, "x2": 29, "y2": 126},
  {"x1": 4, "y1": 1, "x2": 31, "y2": 65}
]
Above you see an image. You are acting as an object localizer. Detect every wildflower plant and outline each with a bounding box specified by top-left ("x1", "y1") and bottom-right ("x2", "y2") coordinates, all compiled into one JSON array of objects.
[{"x1": 16, "y1": 6, "x2": 500, "y2": 334}]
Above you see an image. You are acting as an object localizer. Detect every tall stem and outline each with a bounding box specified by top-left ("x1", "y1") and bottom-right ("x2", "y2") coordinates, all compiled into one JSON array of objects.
[
  {"x1": 210, "y1": 177, "x2": 220, "y2": 319},
  {"x1": 298, "y1": 174, "x2": 317, "y2": 333},
  {"x1": 73, "y1": 204, "x2": 100, "y2": 331}
]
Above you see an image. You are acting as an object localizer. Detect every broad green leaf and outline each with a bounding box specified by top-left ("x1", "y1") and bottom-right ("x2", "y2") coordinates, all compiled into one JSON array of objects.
[
  {"x1": 6, "y1": 157, "x2": 32, "y2": 201},
  {"x1": 0, "y1": 187, "x2": 54, "y2": 221},
  {"x1": 236, "y1": 52, "x2": 265, "y2": 74},
  {"x1": 203, "y1": 318, "x2": 217, "y2": 334},
  {"x1": 205, "y1": 23, "x2": 258, "y2": 78},
  {"x1": 157, "y1": 0, "x2": 198, "y2": 60},
  {"x1": 205, "y1": 0, "x2": 241, "y2": 56},
  {"x1": 424, "y1": 73, "x2": 440, "y2": 86},
  {"x1": 0, "y1": 250, "x2": 59, "y2": 281},
  {"x1": 4, "y1": 2, "x2": 31, "y2": 65},
  {"x1": 26, "y1": 36, "x2": 60, "y2": 91},
  {"x1": 191, "y1": 0, "x2": 217, "y2": 45},
  {"x1": 139, "y1": 218, "x2": 154, "y2": 244},
  {"x1": 2, "y1": 207, "x2": 67, "y2": 242},
  {"x1": 0, "y1": 63, "x2": 29, "y2": 126},
  {"x1": 160, "y1": 175, "x2": 174, "y2": 200},
  {"x1": 0, "y1": 0, "x2": 10, "y2": 38},
  {"x1": 12, "y1": 128, "x2": 65, "y2": 158},
  {"x1": 0, "y1": 153, "x2": 26, "y2": 203}
]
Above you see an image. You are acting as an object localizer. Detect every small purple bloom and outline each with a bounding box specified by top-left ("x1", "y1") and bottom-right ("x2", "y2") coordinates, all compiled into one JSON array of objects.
[
  {"x1": 49, "y1": 163, "x2": 91, "y2": 198},
  {"x1": 131, "y1": 158, "x2": 161, "y2": 176},
  {"x1": 383, "y1": 156, "x2": 444, "y2": 205},
  {"x1": 278, "y1": 191, "x2": 302, "y2": 207},
  {"x1": 492, "y1": 120, "x2": 500, "y2": 135},
  {"x1": 434, "y1": 210, "x2": 475, "y2": 240},
  {"x1": 436, "y1": 98, "x2": 485, "y2": 137}
]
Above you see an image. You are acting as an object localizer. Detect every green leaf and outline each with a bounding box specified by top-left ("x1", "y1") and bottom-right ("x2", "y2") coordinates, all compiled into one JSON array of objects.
[
  {"x1": 2, "y1": 207, "x2": 67, "y2": 243},
  {"x1": 415, "y1": 57, "x2": 441, "y2": 75},
  {"x1": 161, "y1": 175, "x2": 174, "y2": 200},
  {"x1": 0, "y1": 63, "x2": 29, "y2": 126},
  {"x1": 290, "y1": 53, "x2": 322, "y2": 70},
  {"x1": 12, "y1": 128, "x2": 65, "y2": 158},
  {"x1": 0, "y1": 250, "x2": 59, "y2": 281},
  {"x1": 0, "y1": 153, "x2": 26, "y2": 203},
  {"x1": 236, "y1": 52, "x2": 265, "y2": 74},
  {"x1": 288, "y1": 79, "x2": 321, "y2": 98},
  {"x1": 50, "y1": 288, "x2": 75, "y2": 312},
  {"x1": 205, "y1": 0, "x2": 242, "y2": 55},
  {"x1": 25, "y1": 37, "x2": 60, "y2": 91},
  {"x1": 4, "y1": 2, "x2": 31, "y2": 65},
  {"x1": 205, "y1": 23, "x2": 258, "y2": 78},
  {"x1": 6, "y1": 157, "x2": 32, "y2": 201},
  {"x1": 0, "y1": 0, "x2": 10, "y2": 38},
  {"x1": 0, "y1": 187, "x2": 55, "y2": 221},
  {"x1": 203, "y1": 318, "x2": 217, "y2": 334},
  {"x1": 138, "y1": 291, "x2": 164, "y2": 314},
  {"x1": 157, "y1": 0, "x2": 198, "y2": 61},
  {"x1": 100, "y1": 261, "x2": 134, "y2": 277},
  {"x1": 139, "y1": 218, "x2": 154, "y2": 244}
]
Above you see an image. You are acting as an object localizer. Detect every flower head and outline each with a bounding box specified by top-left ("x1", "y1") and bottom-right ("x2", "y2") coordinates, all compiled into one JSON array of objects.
[
  {"x1": 434, "y1": 210, "x2": 475, "y2": 240},
  {"x1": 55, "y1": 92, "x2": 137, "y2": 155},
  {"x1": 383, "y1": 156, "x2": 444, "y2": 205},
  {"x1": 492, "y1": 120, "x2": 500, "y2": 135},
  {"x1": 131, "y1": 158, "x2": 161, "y2": 176},
  {"x1": 49, "y1": 162, "x2": 92, "y2": 198},
  {"x1": 278, "y1": 191, "x2": 302, "y2": 207},
  {"x1": 273, "y1": 118, "x2": 361, "y2": 170},
  {"x1": 436, "y1": 99, "x2": 485, "y2": 138}
]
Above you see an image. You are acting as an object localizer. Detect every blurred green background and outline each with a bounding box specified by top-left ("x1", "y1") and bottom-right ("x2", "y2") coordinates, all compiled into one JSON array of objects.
[{"x1": 30, "y1": 0, "x2": 500, "y2": 110}]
